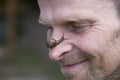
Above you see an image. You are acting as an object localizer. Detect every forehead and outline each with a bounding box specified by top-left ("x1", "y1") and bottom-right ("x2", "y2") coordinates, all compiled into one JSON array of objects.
[
  {"x1": 38, "y1": 0, "x2": 110, "y2": 6},
  {"x1": 38, "y1": 0, "x2": 115, "y2": 24}
]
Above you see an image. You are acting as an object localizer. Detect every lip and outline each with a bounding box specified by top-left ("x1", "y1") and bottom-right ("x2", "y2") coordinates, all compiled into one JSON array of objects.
[{"x1": 61, "y1": 59, "x2": 88, "y2": 70}]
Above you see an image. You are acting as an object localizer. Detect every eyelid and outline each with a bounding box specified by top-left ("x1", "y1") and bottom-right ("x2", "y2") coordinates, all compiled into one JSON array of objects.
[
  {"x1": 67, "y1": 20, "x2": 97, "y2": 33},
  {"x1": 75, "y1": 22, "x2": 94, "y2": 27},
  {"x1": 68, "y1": 19, "x2": 97, "y2": 27}
]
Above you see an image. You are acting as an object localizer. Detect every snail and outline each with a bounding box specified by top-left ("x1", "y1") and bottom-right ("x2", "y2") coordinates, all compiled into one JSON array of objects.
[{"x1": 46, "y1": 34, "x2": 65, "y2": 49}]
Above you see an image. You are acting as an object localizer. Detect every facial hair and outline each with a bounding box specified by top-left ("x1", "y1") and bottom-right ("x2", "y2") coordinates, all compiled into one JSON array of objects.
[
  {"x1": 90, "y1": 65, "x2": 120, "y2": 80},
  {"x1": 105, "y1": 65, "x2": 120, "y2": 80},
  {"x1": 59, "y1": 50, "x2": 120, "y2": 80},
  {"x1": 62, "y1": 62, "x2": 120, "y2": 80}
]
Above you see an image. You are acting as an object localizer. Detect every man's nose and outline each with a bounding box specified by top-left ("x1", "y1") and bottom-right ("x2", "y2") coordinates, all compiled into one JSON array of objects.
[
  {"x1": 48, "y1": 28, "x2": 72, "y2": 61},
  {"x1": 49, "y1": 42, "x2": 72, "y2": 61}
]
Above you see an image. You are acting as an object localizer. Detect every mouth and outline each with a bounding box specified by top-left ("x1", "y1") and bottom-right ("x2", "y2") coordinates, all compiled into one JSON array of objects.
[{"x1": 61, "y1": 59, "x2": 89, "y2": 70}]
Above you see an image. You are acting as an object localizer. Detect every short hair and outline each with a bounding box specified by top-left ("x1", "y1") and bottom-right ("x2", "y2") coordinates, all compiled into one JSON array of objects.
[{"x1": 113, "y1": 0, "x2": 120, "y2": 18}]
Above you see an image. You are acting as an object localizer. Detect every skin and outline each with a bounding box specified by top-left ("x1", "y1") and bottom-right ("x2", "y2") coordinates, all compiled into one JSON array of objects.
[{"x1": 38, "y1": 0, "x2": 120, "y2": 80}]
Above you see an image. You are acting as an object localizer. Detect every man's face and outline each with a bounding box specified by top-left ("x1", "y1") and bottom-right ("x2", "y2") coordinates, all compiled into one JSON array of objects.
[{"x1": 38, "y1": 0, "x2": 120, "y2": 80}]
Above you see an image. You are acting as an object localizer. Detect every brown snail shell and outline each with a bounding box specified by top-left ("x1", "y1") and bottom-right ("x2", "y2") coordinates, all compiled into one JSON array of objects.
[{"x1": 46, "y1": 34, "x2": 65, "y2": 49}]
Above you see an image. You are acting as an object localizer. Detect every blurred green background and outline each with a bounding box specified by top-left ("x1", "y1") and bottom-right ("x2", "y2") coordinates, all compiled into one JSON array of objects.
[{"x1": 0, "y1": 0, "x2": 64, "y2": 80}]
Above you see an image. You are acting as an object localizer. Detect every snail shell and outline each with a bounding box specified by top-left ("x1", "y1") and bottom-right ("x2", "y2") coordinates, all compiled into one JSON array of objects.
[{"x1": 46, "y1": 34, "x2": 65, "y2": 49}]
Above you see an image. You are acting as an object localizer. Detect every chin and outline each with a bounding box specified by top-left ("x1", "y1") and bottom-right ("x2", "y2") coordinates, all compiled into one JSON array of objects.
[{"x1": 60, "y1": 59, "x2": 111, "y2": 80}]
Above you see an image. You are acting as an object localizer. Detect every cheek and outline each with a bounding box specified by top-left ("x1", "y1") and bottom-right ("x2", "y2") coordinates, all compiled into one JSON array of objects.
[
  {"x1": 71, "y1": 29, "x2": 120, "y2": 71},
  {"x1": 70, "y1": 26, "x2": 114, "y2": 54},
  {"x1": 73, "y1": 32, "x2": 103, "y2": 54}
]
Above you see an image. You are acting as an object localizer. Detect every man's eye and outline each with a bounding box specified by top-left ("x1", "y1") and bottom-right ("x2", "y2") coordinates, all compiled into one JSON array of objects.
[{"x1": 68, "y1": 22, "x2": 92, "y2": 33}]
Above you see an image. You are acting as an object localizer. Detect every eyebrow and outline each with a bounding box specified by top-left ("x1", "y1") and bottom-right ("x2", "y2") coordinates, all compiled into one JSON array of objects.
[
  {"x1": 64, "y1": 11, "x2": 97, "y2": 21},
  {"x1": 63, "y1": 17, "x2": 97, "y2": 25},
  {"x1": 38, "y1": 15, "x2": 97, "y2": 26}
]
